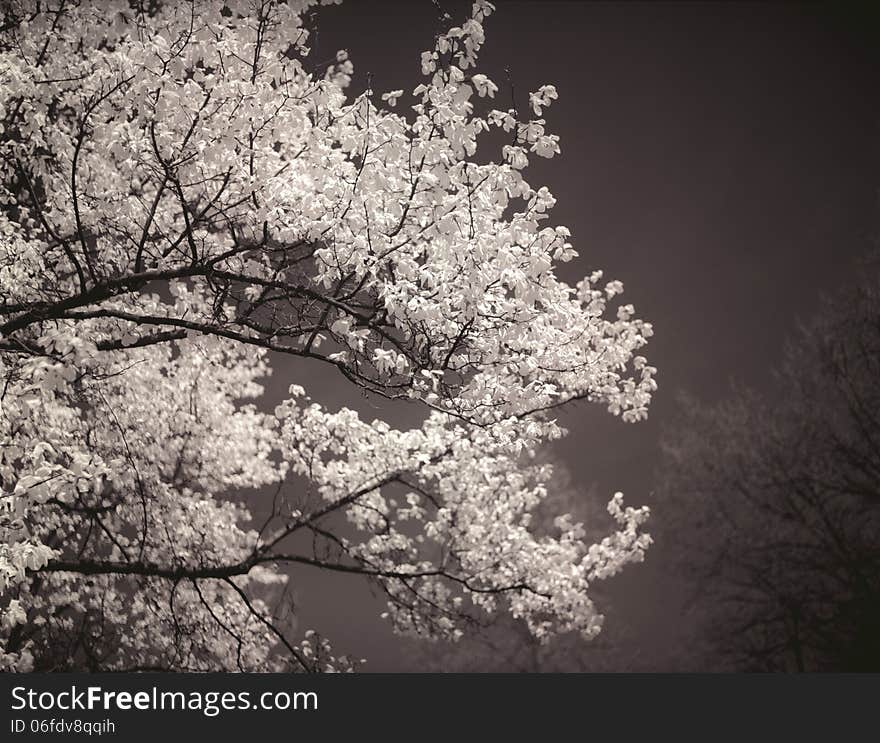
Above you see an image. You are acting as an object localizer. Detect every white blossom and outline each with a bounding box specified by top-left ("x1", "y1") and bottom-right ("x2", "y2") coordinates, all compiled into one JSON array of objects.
[{"x1": 0, "y1": 0, "x2": 656, "y2": 671}]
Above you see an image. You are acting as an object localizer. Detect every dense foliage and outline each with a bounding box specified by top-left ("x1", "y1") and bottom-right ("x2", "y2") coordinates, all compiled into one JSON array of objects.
[{"x1": 0, "y1": 0, "x2": 655, "y2": 671}]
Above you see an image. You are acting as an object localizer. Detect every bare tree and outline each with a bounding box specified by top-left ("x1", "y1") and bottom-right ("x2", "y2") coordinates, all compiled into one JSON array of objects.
[
  {"x1": 0, "y1": 1, "x2": 656, "y2": 671},
  {"x1": 658, "y1": 264, "x2": 880, "y2": 671}
]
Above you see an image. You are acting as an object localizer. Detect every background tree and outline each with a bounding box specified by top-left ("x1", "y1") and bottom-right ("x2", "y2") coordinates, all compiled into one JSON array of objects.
[
  {"x1": 657, "y1": 263, "x2": 880, "y2": 671},
  {"x1": 0, "y1": 0, "x2": 656, "y2": 671}
]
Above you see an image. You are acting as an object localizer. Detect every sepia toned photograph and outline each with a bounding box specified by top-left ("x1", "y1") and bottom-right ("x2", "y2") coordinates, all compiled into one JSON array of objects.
[{"x1": 0, "y1": 0, "x2": 878, "y2": 686}]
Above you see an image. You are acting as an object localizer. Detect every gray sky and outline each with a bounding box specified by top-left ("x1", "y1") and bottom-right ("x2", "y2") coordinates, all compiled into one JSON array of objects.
[{"x1": 259, "y1": 1, "x2": 879, "y2": 670}]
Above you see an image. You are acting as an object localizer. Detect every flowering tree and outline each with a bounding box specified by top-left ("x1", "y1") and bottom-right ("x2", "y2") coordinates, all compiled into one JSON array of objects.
[
  {"x1": 658, "y1": 270, "x2": 880, "y2": 671},
  {"x1": 416, "y1": 453, "x2": 644, "y2": 672},
  {"x1": 0, "y1": 0, "x2": 656, "y2": 672}
]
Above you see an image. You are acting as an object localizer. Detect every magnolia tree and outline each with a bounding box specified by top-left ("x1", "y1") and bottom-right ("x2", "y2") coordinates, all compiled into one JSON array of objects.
[
  {"x1": 0, "y1": 0, "x2": 656, "y2": 672},
  {"x1": 417, "y1": 455, "x2": 644, "y2": 672}
]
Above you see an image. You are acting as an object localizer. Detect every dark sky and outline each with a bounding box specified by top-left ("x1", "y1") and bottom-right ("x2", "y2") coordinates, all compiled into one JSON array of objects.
[{"x1": 261, "y1": 1, "x2": 880, "y2": 670}]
